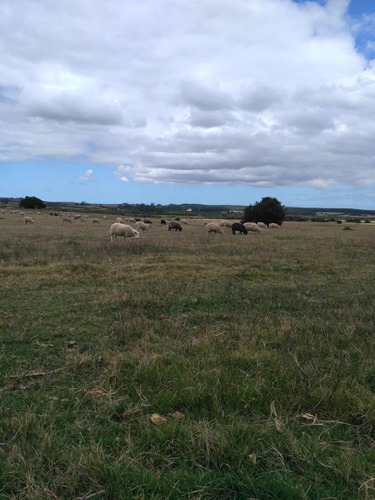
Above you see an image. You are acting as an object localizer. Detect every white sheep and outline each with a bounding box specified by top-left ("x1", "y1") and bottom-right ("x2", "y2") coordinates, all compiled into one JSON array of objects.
[
  {"x1": 73, "y1": 214, "x2": 82, "y2": 220},
  {"x1": 110, "y1": 223, "x2": 140, "y2": 242},
  {"x1": 257, "y1": 222, "x2": 266, "y2": 228},
  {"x1": 62, "y1": 215, "x2": 72, "y2": 223},
  {"x1": 206, "y1": 222, "x2": 224, "y2": 234},
  {"x1": 92, "y1": 218, "x2": 100, "y2": 224},
  {"x1": 24, "y1": 216, "x2": 34, "y2": 224},
  {"x1": 223, "y1": 221, "x2": 234, "y2": 227},
  {"x1": 269, "y1": 223, "x2": 281, "y2": 229},
  {"x1": 244, "y1": 222, "x2": 262, "y2": 233},
  {"x1": 116, "y1": 217, "x2": 124, "y2": 223},
  {"x1": 135, "y1": 221, "x2": 151, "y2": 231}
]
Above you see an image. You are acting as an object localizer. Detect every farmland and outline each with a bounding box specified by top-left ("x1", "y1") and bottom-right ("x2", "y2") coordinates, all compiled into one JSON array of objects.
[{"x1": 1, "y1": 212, "x2": 375, "y2": 499}]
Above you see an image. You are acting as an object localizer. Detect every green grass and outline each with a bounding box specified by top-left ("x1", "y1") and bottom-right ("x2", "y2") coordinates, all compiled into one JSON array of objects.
[{"x1": 1, "y1": 213, "x2": 375, "y2": 498}]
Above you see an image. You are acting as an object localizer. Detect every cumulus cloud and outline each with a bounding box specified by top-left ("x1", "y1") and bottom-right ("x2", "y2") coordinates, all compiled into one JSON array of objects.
[
  {"x1": 178, "y1": 79, "x2": 234, "y2": 111},
  {"x1": 78, "y1": 169, "x2": 94, "y2": 182},
  {"x1": 0, "y1": 0, "x2": 375, "y2": 191},
  {"x1": 114, "y1": 165, "x2": 130, "y2": 182}
]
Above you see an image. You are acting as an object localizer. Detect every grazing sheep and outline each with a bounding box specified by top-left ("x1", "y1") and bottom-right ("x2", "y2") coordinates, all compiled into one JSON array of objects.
[
  {"x1": 269, "y1": 223, "x2": 280, "y2": 229},
  {"x1": 103, "y1": 215, "x2": 108, "y2": 220},
  {"x1": 110, "y1": 223, "x2": 140, "y2": 242},
  {"x1": 24, "y1": 216, "x2": 34, "y2": 224},
  {"x1": 135, "y1": 221, "x2": 151, "y2": 231},
  {"x1": 206, "y1": 222, "x2": 224, "y2": 234},
  {"x1": 257, "y1": 222, "x2": 266, "y2": 228},
  {"x1": 73, "y1": 214, "x2": 82, "y2": 220},
  {"x1": 116, "y1": 217, "x2": 124, "y2": 223},
  {"x1": 232, "y1": 223, "x2": 248, "y2": 235},
  {"x1": 244, "y1": 222, "x2": 262, "y2": 233},
  {"x1": 143, "y1": 219, "x2": 152, "y2": 225},
  {"x1": 92, "y1": 218, "x2": 100, "y2": 224},
  {"x1": 160, "y1": 219, "x2": 167, "y2": 225},
  {"x1": 62, "y1": 215, "x2": 72, "y2": 223},
  {"x1": 168, "y1": 221, "x2": 182, "y2": 231}
]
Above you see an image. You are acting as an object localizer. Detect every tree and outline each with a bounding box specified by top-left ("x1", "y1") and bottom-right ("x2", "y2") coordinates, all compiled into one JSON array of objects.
[
  {"x1": 19, "y1": 196, "x2": 46, "y2": 209},
  {"x1": 243, "y1": 197, "x2": 286, "y2": 226}
]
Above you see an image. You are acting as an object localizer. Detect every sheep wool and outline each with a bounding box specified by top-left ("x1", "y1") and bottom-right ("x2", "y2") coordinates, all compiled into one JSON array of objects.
[
  {"x1": 110, "y1": 223, "x2": 140, "y2": 242},
  {"x1": 206, "y1": 222, "x2": 224, "y2": 234}
]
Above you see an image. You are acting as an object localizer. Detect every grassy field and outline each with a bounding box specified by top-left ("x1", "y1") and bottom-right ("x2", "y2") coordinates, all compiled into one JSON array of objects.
[{"x1": 1, "y1": 213, "x2": 375, "y2": 499}]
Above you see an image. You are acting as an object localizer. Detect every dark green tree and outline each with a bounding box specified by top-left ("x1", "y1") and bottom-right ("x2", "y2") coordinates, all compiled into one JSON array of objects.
[
  {"x1": 19, "y1": 196, "x2": 46, "y2": 209},
  {"x1": 243, "y1": 197, "x2": 286, "y2": 226}
]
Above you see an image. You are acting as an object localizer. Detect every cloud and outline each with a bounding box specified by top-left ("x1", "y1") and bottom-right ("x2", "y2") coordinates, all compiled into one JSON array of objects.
[
  {"x1": 178, "y1": 79, "x2": 234, "y2": 111},
  {"x1": 189, "y1": 108, "x2": 238, "y2": 128},
  {"x1": 0, "y1": 0, "x2": 374, "y2": 192},
  {"x1": 114, "y1": 165, "x2": 130, "y2": 182},
  {"x1": 20, "y1": 71, "x2": 124, "y2": 125},
  {"x1": 78, "y1": 169, "x2": 94, "y2": 182}
]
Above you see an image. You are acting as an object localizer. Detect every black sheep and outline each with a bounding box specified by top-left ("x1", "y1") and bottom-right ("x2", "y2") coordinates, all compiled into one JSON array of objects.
[
  {"x1": 168, "y1": 221, "x2": 183, "y2": 231},
  {"x1": 231, "y1": 222, "x2": 248, "y2": 235}
]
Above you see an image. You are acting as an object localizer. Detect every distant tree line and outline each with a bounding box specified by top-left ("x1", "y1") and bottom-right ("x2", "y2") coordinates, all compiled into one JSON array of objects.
[
  {"x1": 0, "y1": 197, "x2": 21, "y2": 205},
  {"x1": 116, "y1": 202, "x2": 240, "y2": 216},
  {"x1": 286, "y1": 206, "x2": 375, "y2": 217}
]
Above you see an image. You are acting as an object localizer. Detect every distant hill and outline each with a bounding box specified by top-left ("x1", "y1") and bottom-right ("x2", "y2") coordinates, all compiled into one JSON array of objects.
[
  {"x1": 1, "y1": 197, "x2": 374, "y2": 218},
  {"x1": 285, "y1": 206, "x2": 375, "y2": 217}
]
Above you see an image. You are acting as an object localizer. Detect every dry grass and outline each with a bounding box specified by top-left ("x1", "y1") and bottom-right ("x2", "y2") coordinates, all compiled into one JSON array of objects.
[{"x1": 1, "y1": 211, "x2": 375, "y2": 498}]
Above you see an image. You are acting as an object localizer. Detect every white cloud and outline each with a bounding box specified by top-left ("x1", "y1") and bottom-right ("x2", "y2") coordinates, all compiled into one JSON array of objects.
[
  {"x1": 78, "y1": 169, "x2": 94, "y2": 182},
  {"x1": 114, "y1": 165, "x2": 130, "y2": 182},
  {"x1": 0, "y1": 0, "x2": 374, "y2": 191}
]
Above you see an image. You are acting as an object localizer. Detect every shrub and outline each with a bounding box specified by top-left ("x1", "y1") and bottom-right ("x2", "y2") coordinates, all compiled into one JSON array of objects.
[
  {"x1": 19, "y1": 196, "x2": 46, "y2": 209},
  {"x1": 243, "y1": 197, "x2": 286, "y2": 226}
]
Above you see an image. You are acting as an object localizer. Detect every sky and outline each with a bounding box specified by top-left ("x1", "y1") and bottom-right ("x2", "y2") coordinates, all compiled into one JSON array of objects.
[{"x1": 1, "y1": 0, "x2": 375, "y2": 208}]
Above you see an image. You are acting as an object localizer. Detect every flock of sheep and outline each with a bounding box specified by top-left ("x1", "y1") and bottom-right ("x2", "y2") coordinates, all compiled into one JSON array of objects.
[
  {"x1": 109, "y1": 218, "x2": 281, "y2": 242},
  {"x1": 206, "y1": 220, "x2": 280, "y2": 235},
  {"x1": 2, "y1": 209, "x2": 281, "y2": 242}
]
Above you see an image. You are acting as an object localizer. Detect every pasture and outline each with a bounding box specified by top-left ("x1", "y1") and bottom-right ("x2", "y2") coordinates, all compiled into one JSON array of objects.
[{"x1": 1, "y1": 212, "x2": 375, "y2": 499}]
